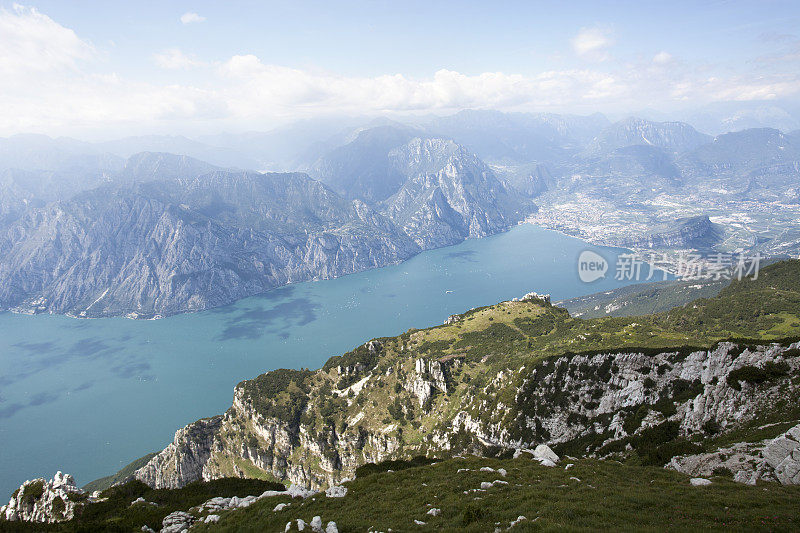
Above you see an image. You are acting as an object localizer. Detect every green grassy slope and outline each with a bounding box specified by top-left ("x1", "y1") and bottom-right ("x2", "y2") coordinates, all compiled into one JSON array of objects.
[
  {"x1": 557, "y1": 277, "x2": 727, "y2": 318},
  {"x1": 82, "y1": 453, "x2": 157, "y2": 493},
  {"x1": 195, "y1": 456, "x2": 800, "y2": 532}
]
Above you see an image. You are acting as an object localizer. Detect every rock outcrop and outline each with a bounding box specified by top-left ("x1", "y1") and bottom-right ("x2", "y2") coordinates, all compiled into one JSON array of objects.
[
  {"x1": 764, "y1": 424, "x2": 800, "y2": 484},
  {"x1": 1, "y1": 472, "x2": 84, "y2": 523},
  {"x1": 134, "y1": 416, "x2": 223, "y2": 489}
]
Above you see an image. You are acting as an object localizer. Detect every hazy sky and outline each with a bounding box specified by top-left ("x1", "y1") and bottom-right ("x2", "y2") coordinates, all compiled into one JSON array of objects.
[{"x1": 2, "y1": 0, "x2": 800, "y2": 138}]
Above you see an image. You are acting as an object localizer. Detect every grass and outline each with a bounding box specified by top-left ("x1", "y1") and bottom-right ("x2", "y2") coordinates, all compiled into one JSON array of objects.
[
  {"x1": 82, "y1": 453, "x2": 157, "y2": 493},
  {"x1": 193, "y1": 455, "x2": 800, "y2": 532}
]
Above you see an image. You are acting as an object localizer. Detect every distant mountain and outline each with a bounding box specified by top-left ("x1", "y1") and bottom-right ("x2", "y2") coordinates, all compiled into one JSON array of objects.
[
  {"x1": 198, "y1": 117, "x2": 372, "y2": 171},
  {"x1": 493, "y1": 163, "x2": 557, "y2": 198},
  {"x1": 0, "y1": 143, "x2": 530, "y2": 317},
  {"x1": 581, "y1": 144, "x2": 681, "y2": 181},
  {"x1": 311, "y1": 127, "x2": 533, "y2": 247},
  {"x1": 383, "y1": 137, "x2": 530, "y2": 248},
  {"x1": 118, "y1": 152, "x2": 223, "y2": 183},
  {"x1": 0, "y1": 168, "x2": 420, "y2": 317},
  {"x1": 310, "y1": 125, "x2": 419, "y2": 203},
  {"x1": 0, "y1": 134, "x2": 123, "y2": 173},
  {"x1": 585, "y1": 117, "x2": 710, "y2": 156},
  {"x1": 95, "y1": 135, "x2": 259, "y2": 170},
  {"x1": 425, "y1": 109, "x2": 609, "y2": 164},
  {"x1": 676, "y1": 100, "x2": 800, "y2": 135},
  {"x1": 612, "y1": 215, "x2": 723, "y2": 249},
  {"x1": 680, "y1": 128, "x2": 800, "y2": 176}
]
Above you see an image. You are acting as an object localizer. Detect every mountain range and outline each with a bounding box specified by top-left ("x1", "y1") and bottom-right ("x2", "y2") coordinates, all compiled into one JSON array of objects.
[
  {"x1": 0, "y1": 135, "x2": 529, "y2": 317},
  {"x1": 1, "y1": 110, "x2": 799, "y2": 317}
]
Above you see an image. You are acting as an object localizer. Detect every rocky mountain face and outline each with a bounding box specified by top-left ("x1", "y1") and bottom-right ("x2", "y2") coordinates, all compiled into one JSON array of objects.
[
  {"x1": 680, "y1": 128, "x2": 800, "y2": 175},
  {"x1": 612, "y1": 215, "x2": 723, "y2": 249},
  {"x1": 134, "y1": 339, "x2": 800, "y2": 491},
  {"x1": 0, "y1": 173, "x2": 419, "y2": 317},
  {"x1": 0, "y1": 145, "x2": 528, "y2": 318},
  {"x1": 382, "y1": 137, "x2": 529, "y2": 248},
  {"x1": 585, "y1": 117, "x2": 711, "y2": 156},
  {"x1": 131, "y1": 261, "x2": 800, "y2": 491}
]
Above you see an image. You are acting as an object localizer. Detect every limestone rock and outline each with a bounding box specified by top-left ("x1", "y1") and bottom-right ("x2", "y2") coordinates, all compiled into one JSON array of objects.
[
  {"x1": 325, "y1": 485, "x2": 347, "y2": 498},
  {"x1": 533, "y1": 444, "x2": 559, "y2": 464},
  {"x1": 766, "y1": 424, "x2": 800, "y2": 484},
  {"x1": 1, "y1": 471, "x2": 83, "y2": 523},
  {"x1": 160, "y1": 510, "x2": 195, "y2": 532}
]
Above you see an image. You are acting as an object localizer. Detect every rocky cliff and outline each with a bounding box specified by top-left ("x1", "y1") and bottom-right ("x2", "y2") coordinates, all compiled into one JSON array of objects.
[
  {"x1": 135, "y1": 338, "x2": 800, "y2": 491},
  {"x1": 133, "y1": 261, "x2": 800, "y2": 490},
  {"x1": 382, "y1": 137, "x2": 529, "y2": 248}
]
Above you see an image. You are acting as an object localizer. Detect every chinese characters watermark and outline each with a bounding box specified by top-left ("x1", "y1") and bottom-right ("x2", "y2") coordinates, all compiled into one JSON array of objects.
[{"x1": 577, "y1": 250, "x2": 762, "y2": 283}]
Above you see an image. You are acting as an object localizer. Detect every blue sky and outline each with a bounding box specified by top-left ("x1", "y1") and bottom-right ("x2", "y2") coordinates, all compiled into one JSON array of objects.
[{"x1": 1, "y1": 1, "x2": 799, "y2": 137}]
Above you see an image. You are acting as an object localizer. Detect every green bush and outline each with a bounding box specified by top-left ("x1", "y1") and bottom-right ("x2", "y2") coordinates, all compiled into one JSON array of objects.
[
  {"x1": 712, "y1": 466, "x2": 733, "y2": 477},
  {"x1": 354, "y1": 456, "x2": 438, "y2": 478},
  {"x1": 462, "y1": 502, "x2": 484, "y2": 525},
  {"x1": 22, "y1": 480, "x2": 44, "y2": 504},
  {"x1": 726, "y1": 361, "x2": 790, "y2": 390},
  {"x1": 51, "y1": 496, "x2": 66, "y2": 518}
]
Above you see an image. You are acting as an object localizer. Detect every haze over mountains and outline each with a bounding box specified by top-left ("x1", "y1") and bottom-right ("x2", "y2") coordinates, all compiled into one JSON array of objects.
[{"x1": 1, "y1": 109, "x2": 799, "y2": 318}]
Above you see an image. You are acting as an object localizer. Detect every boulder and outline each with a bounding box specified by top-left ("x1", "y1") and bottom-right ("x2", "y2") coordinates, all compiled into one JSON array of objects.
[
  {"x1": 764, "y1": 424, "x2": 800, "y2": 484},
  {"x1": 533, "y1": 444, "x2": 560, "y2": 463},
  {"x1": 161, "y1": 511, "x2": 195, "y2": 533},
  {"x1": 325, "y1": 485, "x2": 347, "y2": 498}
]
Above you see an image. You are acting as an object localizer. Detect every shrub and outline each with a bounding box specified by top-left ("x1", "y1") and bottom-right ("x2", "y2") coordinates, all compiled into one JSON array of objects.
[
  {"x1": 51, "y1": 496, "x2": 66, "y2": 517},
  {"x1": 783, "y1": 347, "x2": 800, "y2": 358},
  {"x1": 703, "y1": 419, "x2": 721, "y2": 435},
  {"x1": 671, "y1": 378, "x2": 703, "y2": 403},
  {"x1": 726, "y1": 361, "x2": 790, "y2": 391},
  {"x1": 462, "y1": 502, "x2": 485, "y2": 525},
  {"x1": 354, "y1": 456, "x2": 437, "y2": 478},
  {"x1": 22, "y1": 480, "x2": 44, "y2": 504},
  {"x1": 623, "y1": 405, "x2": 650, "y2": 435},
  {"x1": 712, "y1": 466, "x2": 733, "y2": 477}
]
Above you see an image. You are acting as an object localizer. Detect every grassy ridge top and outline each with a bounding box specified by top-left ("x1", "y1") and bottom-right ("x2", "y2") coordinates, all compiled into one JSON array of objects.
[{"x1": 238, "y1": 259, "x2": 800, "y2": 414}]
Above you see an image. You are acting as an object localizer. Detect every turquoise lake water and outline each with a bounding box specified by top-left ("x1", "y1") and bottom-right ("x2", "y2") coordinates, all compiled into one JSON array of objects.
[{"x1": 0, "y1": 224, "x2": 662, "y2": 495}]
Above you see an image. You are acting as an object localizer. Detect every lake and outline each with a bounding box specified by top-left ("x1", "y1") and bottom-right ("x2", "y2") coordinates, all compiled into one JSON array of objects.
[{"x1": 0, "y1": 224, "x2": 662, "y2": 495}]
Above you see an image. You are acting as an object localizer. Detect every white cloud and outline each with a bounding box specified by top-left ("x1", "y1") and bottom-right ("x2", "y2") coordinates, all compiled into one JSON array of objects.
[
  {"x1": 653, "y1": 51, "x2": 674, "y2": 65},
  {"x1": 571, "y1": 27, "x2": 613, "y2": 61},
  {"x1": 180, "y1": 12, "x2": 205, "y2": 24},
  {"x1": 2, "y1": 6, "x2": 800, "y2": 137},
  {"x1": 154, "y1": 48, "x2": 205, "y2": 70},
  {"x1": 0, "y1": 4, "x2": 94, "y2": 74}
]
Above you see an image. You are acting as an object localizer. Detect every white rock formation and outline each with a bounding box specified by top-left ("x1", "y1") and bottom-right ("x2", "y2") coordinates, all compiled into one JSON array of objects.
[
  {"x1": 161, "y1": 510, "x2": 195, "y2": 532},
  {"x1": 1, "y1": 471, "x2": 83, "y2": 523},
  {"x1": 764, "y1": 424, "x2": 800, "y2": 484},
  {"x1": 325, "y1": 485, "x2": 347, "y2": 498}
]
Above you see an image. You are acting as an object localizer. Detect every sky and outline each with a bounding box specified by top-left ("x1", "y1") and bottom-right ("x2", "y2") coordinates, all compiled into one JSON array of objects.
[{"x1": 1, "y1": 0, "x2": 800, "y2": 139}]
